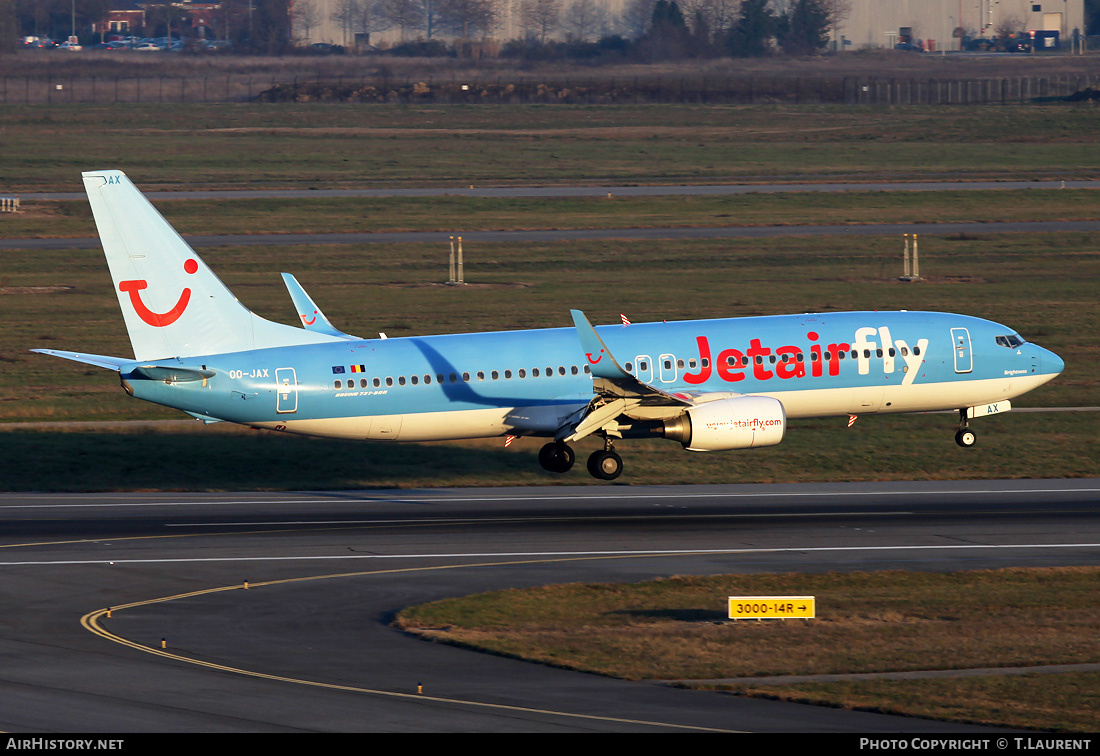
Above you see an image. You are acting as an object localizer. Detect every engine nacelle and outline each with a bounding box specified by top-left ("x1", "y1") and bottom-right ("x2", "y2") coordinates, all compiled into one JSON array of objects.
[{"x1": 662, "y1": 396, "x2": 786, "y2": 451}]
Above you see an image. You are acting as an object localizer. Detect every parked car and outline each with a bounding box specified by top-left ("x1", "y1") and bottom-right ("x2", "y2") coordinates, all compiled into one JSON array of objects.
[
  {"x1": 134, "y1": 42, "x2": 161, "y2": 51},
  {"x1": 58, "y1": 41, "x2": 83, "y2": 51}
]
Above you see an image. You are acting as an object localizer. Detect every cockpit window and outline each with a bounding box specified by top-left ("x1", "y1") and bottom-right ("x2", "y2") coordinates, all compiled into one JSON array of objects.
[{"x1": 995, "y1": 334, "x2": 1025, "y2": 348}]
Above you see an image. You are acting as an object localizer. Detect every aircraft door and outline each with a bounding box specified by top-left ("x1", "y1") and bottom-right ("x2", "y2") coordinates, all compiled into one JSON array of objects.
[
  {"x1": 659, "y1": 353, "x2": 677, "y2": 383},
  {"x1": 276, "y1": 367, "x2": 298, "y2": 413},
  {"x1": 950, "y1": 328, "x2": 973, "y2": 373},
  {"x1": 634, "y1": 355, "x2": 652, "y2": 383}
]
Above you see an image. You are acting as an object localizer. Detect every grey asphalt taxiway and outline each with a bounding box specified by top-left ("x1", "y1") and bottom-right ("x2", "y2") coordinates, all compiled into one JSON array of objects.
[{"x1": 2, "y1": 479, "x2": 1098, "y2": 732}]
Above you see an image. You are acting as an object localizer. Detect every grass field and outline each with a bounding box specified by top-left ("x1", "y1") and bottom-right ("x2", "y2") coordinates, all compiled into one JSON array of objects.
[
  {"x1": 395, "y1": 568, "x2": 1100, "y2": 731},
  {"x1": 3, "y1": 103, "x2": 1100, "y2": 191},
  {"x1": 6, "y1": 188, "x2": 1100, "y2": 239}
]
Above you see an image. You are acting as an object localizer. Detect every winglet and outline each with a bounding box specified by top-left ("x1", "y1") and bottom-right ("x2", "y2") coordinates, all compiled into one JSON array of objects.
[
  {"x1": 280, "y1": 273, "x2": 359, "y2": 340},
  {"x1": 570, "y1": 309, "x2": 632, "y2": 380}
]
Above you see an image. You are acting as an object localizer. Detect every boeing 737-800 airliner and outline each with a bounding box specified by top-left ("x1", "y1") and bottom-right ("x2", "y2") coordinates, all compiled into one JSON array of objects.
[{"x1": 34, "y1": 171, "x2": 1064, "y2": 480}]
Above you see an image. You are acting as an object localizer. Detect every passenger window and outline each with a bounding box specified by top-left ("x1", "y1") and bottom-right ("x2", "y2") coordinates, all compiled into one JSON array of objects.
[
  {"x1": 570, "y1": 365, "x2": 578, "y2": 375},
  {"x1": 519, "y1": 368, "x2": 526, "y2": 378},
  {"x1": 462, "y1": 372, "x2": 470, "y2": 382},
  {"x1": 491, "y1": 370, "x2": 499, "y2": 380},
  {"x1": 373, "y1": 378, "x2": 381, "y2": 388},
  {"x1": 477, "y1": 371, "x2": 485, "y2": 381},
  {"x1": 504, "y1": 370, "x2": 512, "y2": 379},
  {"x1": 532, "y1": 368, "x2": 540, "y2": 377},
  {"x1": 386, "y1": 377, "x2": 393, "y2": 386},
  {"x1": 334, "y1": 380, "x2": 342, "y2": 389},
  {"x1": 411, "y1": 375, "x2": 419, "y2": 385},
  {"x1": 398, "y1": 376, "x2": 406, "y2": 386}
]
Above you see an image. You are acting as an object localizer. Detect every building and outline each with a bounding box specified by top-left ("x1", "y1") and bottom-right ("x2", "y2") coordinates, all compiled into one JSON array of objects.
[{"x1": 837, "y1": 0, "x2": 1085, "y2": 52}]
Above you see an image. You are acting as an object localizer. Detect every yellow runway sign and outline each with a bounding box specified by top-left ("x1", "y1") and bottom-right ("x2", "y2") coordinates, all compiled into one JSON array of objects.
[{"x1": 728, "y1": 596, "x2": 815, "y2": 620}]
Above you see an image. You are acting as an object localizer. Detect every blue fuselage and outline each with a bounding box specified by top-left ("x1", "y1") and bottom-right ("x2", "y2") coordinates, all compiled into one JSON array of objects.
[{"x1": 120, "y1": 310, "x2": 1062, "y2": 442}]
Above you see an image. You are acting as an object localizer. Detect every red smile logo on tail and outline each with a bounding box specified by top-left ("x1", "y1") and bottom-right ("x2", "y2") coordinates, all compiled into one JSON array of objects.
[{"x1": 119, "y1": 259, "x2": 198, "y2": 327}]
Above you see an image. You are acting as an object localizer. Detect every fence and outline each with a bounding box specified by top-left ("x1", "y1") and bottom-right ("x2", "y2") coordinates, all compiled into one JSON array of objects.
[{"x1": 3, "y1": 74, "x2": 1099, "y2": 105}]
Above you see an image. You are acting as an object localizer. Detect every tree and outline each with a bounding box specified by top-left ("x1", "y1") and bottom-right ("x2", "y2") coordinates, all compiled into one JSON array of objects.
[
  {"x1": 0, "y1": 0, "x2": 16, "y2": 54},
  {"x1": 726, "y1": 0, "x2": 772, "y2": 56},
  {"x1": 520, "y1": 0, "x2": 560, "y2": 42},
  {"x1": 777, "y1": 0, "x2": 829, "y2": 55},
  {"x1": 820, "y1": 0, "x2": 849, "y2": 47},
  {"x1": 561, "y1": 0, "x2": 601, "y2": 41},
  {"x1": 436, "y1": 0, "x2": 498, "y2": 40},
  {"x1": 621, "y1": 0, "x2": 655, "y2": 39},
  {"x1": 384, "y1": 0, "x2": 425, "y2": 40},
  {"x1": 15, "y1": 0, "x2": 111, "y2": 41},
  {"x1": 331, "y1": 0, "x2": 360, "y2": 46},
  {"x1": 294, "y1": 0, "x2": 322, "y2": 42},
  {"x1": 252, "y1": 0, "x2": 291, "y2": 53}
]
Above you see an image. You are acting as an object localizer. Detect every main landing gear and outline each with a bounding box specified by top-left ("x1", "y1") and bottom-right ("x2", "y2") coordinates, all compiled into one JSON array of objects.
[
  {"x1": 954, "y1": 409, "x2": 977, "y2": 448},
  {"x1": 539, "y1": 437, "x2": 623, "y2": 481}
]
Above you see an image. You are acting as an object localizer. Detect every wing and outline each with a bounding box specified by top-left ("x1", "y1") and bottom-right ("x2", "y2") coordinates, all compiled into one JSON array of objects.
[{"x1": 560, "y1": 310, "x2": 694, "y2": 443}]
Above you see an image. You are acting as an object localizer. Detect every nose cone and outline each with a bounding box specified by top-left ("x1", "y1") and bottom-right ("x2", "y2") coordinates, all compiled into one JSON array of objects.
[{"x1": 1041, "y1": 347, "x2": 1065, "y2": 376}]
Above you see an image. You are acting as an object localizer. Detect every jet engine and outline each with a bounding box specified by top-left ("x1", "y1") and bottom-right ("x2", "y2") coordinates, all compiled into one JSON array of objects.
[{"x1": 662, "y1": 396, "x2": 786, "y2": 451}]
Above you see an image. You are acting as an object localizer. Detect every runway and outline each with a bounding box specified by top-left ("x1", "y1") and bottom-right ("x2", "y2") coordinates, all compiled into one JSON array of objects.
[{"x1": 2, "y1": 479, "x2": 1097, "y2": 732}]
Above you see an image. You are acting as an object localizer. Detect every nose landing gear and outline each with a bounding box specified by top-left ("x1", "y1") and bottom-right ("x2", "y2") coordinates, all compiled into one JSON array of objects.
[{"x1": 955, "y1": 409, "x2": 977, "y2": 448}]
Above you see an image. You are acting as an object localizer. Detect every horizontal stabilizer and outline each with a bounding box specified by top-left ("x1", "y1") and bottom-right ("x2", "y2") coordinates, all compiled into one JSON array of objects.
[
  {"x1": 131, "y1": 364, "x2": 215, "y2": 383},
  {"x1": 30, "y1": 349, "x2": 129, "y2": 371},
  {"x1": 184, "y1": 411, "x2": 226, "y2": 424}
]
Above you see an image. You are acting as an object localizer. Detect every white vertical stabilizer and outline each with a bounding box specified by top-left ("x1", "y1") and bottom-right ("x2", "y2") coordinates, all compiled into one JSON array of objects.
[{"x1": 82, "y1": 170, "x2": 342, "y2": 360}]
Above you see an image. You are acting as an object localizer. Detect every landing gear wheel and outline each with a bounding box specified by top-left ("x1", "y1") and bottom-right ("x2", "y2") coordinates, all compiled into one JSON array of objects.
[
  {"x1": 955, "y1": 428, "x2": 977, "y2": 448},
  {"x1": 587, "y1": 450, "x2": 623, "y2": 481},
  {"x1": 538, "y1": 442, "x2": 575, "y2": 473}
]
